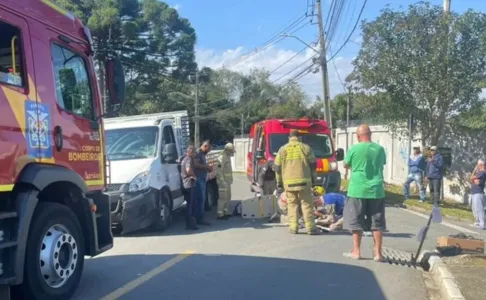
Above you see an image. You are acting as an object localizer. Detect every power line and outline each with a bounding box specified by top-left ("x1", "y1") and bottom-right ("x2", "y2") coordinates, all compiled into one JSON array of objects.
[
  {"x1": 328, "y1": 44, "x2": 346, "y2": 93},
  {"x1": 327, "y1": 0, "x2": 367, "y2": 62},
  {"x1": 225, "y1": 14, "x2": 309, "y2": 68},
  {"x1": 268, "y1": 46, "x2": 308, "y2": 75},
  {"x1": 326, "y1": 0, "x2": 346, "y2": 44},
  {"x1": 272, "y1": 54, "x2": 318, "y2": 84}
]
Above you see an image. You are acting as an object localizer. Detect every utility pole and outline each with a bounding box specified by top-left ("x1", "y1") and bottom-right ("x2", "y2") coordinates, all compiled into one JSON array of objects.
[
  {"x1": 316, "y1": 0, "x2": 332, "y2": 126},
  {"x1": 443, "y1": 0, "x2": 451, "y2": 12},
  {"x1": 240, "y1": 114, "x2": 244, "y2": 137},
  {"x1": 194, "y1": 70, "x2": 200, "y2": 147},
  {"x1": 344, "y1": 86, "x2": 351, "y2": 180}
]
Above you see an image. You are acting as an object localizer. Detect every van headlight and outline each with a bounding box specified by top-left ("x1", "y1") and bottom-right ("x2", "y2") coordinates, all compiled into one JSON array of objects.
[
  {"x1": 330, "y1": 161, "x2": 338, "y2": 171},
  {"x1": 128, "y1": 171, "x2": 150, "y2": 192}
]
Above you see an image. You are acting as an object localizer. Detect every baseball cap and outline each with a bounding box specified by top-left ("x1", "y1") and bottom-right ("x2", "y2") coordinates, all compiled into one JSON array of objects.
[{"x1": 430, "y1": 146, "x2": 437, "y2": 151}]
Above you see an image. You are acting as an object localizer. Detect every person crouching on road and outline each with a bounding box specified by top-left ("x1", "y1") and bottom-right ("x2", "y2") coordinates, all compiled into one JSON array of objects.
[
  {"x1": 181, "y1": 146, "x2": 198, "y2": 230},
  {"x1": 274, "y1": 130, "x2": 319, "y2": 235},
  {"x1": 403, "y1": 146, "x2": 426, "y2": 202},
  {"x1": 312, "y1": 187, "x2": 346, "y2": 232},
  {"x1": 216, "y1": 143, "x2": 235, "y2": 220},
  {"x1": 343, "y1": 124, "x2": 387, "y2": 261},
  {"x1": 470, "y1": 159, "x2": 486, "y2": 229}
]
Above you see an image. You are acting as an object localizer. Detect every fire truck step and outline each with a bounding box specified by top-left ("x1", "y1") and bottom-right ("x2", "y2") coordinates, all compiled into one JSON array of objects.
[
  {"x1": 0, "y1": 241, "x2": 17, "y2": 250},
  {"x1": 0, "y1": 212, "x2": 17, "y2": 220}
]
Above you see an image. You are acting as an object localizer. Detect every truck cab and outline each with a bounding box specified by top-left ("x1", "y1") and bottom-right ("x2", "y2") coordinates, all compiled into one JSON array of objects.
[
  {"x1": 247, "y1": 119, "x2": 344, "y2": 193},
  {"x1": 0, "y1": 1, "x2": 124, "y2": 299},
  {"x1": 104, "y1": 111, "x2": 189, "y2": 235}
]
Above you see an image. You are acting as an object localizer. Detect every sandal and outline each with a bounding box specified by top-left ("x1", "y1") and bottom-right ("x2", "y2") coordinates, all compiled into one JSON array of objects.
[
  {"x1": 343, "y1": 252, "x2": 361, "y2": 260},
  {"x1": 374, "y1": 256, "x2": 385, "y2": 262}
]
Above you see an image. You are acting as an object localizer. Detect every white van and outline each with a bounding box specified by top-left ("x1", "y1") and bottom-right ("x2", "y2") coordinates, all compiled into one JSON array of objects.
[{"x1": 103, "y1": 111, "x2": 191, "y2": 234}]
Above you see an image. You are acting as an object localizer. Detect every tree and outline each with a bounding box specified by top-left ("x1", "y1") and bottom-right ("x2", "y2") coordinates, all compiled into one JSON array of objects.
[
  {"x1": 348, "y1": 2, "x2": 486, "y2": 145},
  {"x1": 56, "y1": 0, "x2": 197, "y2": 114}
]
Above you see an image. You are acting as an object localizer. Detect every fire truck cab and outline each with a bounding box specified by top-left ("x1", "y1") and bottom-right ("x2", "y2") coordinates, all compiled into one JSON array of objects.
[
  {"x1": 247, "y1": 119, "x2": 344, "y2": 193},
  {"x1": 0, "y1": 1, "x2": 124, "y2": 299}
]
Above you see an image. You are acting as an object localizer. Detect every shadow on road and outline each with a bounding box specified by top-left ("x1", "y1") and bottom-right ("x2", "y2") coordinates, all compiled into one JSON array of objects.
[
  {"x1": 74, "y1": 253, "x2": 388, "y2": 300},
  {"x1": 116, "y1": 199, "x2": 277, "y2": 238}
]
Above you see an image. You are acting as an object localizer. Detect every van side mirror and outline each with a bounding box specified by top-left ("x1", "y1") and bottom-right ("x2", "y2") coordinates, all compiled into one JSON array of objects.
[
  {"x1": 336, "y1": 148, "x2": 344, "y2": 162},
  {"x1": 105, "y1": 57, "x2": 125, "y2": 110},
  {"x1": 162, "y1": 143, "x2": 178, "y2": 164},
  {"x1": 256, "y1": 149, "x2": 264, "y2": 159}
]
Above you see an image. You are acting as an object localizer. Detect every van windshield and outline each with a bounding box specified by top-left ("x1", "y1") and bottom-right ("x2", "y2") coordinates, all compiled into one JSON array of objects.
[
  {"x1": 269, "y1": 133, "x2": 333, "y2": 158},
  {"x1": 106, "y1": 126, "x2": 158, "y2": 161}
]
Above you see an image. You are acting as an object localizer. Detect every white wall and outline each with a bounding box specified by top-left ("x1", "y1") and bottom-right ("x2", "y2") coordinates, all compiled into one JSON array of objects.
[
  {"x1": 231, "y1": 137, "x2": 250, "y2": 173},
  {"x1": 336, "y1": 124, "x2": 485, "y2": 203}
]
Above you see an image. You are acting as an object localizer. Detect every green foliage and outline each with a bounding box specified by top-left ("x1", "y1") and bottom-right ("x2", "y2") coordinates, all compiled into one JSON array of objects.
[
  {"x1": 349, "y1": 2, "x2": 486, "y2": 144},
  {"x1": 56, "y1": 1, "x2": 330, "y2": 141}
]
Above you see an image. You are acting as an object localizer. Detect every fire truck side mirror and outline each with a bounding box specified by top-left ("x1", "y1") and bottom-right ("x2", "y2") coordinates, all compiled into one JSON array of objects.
[
  {"x1": 255, "y1": 149, "x2": 264, "y2": 159},
  {"x1": 335, "y1": 148, "x2": 344, "y2": 161},
  {"x1": 105, "y1": 57, "x2": 125, "y2": 108}
]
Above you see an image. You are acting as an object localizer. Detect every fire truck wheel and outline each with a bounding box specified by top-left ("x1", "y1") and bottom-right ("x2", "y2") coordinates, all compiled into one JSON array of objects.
[
  {"x1": 152, "y1": 190, "x2": 172, "y2": 231},
  {"x1": 20, "y1": 202, "x2": 85, "y2": 300}
]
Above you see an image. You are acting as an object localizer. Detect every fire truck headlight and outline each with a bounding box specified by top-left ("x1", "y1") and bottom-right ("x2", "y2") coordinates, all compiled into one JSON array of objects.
[{"x1": 128, "y1": 171, "x2": 150, "y2": 193}]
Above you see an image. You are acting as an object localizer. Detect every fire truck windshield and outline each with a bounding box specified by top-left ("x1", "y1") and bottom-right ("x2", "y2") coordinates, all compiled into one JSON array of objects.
[
  {"x1": 269, "y1": 133, "x2": 333, "y2": 158},
  {"x1": 106, "y1": 126, "x2": 158, "y2": 161}
]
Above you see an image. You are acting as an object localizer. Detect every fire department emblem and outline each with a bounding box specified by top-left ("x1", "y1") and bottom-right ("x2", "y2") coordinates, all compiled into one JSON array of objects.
[{"x1": 25, "y1": 101, "x2": 53, "y2": 158}]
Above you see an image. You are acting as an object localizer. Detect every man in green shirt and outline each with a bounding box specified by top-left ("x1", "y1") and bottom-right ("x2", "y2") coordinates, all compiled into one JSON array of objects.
[{"x1": 343, "y1": 124, "x2": 387, "y2": 262}]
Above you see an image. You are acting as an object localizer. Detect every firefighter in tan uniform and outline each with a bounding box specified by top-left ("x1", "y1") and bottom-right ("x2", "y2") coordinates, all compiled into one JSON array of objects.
[
  {"x1": 274, "y1": 130, "x2": 319, "y2": 235},
  {"x1": 216, "y1": 143, "x2": 235, "y2": 220}
]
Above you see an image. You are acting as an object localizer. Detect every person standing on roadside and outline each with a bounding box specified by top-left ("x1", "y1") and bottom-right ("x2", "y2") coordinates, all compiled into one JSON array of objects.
[
  {"x1": 193, "y1": 140, "x2": 213, "y2": 226},
  {"x1": 274, "y1": 130, "x2": 319, "y2": 235},
  {"x1": 470, "y1": 159, "x2": 486, "y2": 229},
  {"x1": 425, "y1": 146, "x2": 444, "y2": 205},
  {"x1": 216, "y1": 143, "x2": 235, "y2": 220},
  {"x1": 343, "y1": 124, "x2": 387, "y2": 261},
  {"x1": 403, "y1": 146, "x2": 427, "y2": 202},
  {"x1": 180, "y1": 146, "x2": 198, "y2": 230}
]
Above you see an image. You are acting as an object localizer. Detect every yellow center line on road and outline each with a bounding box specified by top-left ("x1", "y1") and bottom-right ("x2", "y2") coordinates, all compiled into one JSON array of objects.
[{"x1": 100, "y1": 250, "x2": 196, "y2": 300}]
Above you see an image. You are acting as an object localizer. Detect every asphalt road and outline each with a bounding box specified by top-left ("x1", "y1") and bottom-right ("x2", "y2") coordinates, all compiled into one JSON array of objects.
[{"x1": 72, "y1": 173, "x2": 480, "y2": 300}]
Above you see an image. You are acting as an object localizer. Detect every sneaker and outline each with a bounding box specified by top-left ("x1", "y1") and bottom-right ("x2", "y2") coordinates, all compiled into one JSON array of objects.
[{"x1": 363, "y1": 231, "x2": 372, "y2": 237}]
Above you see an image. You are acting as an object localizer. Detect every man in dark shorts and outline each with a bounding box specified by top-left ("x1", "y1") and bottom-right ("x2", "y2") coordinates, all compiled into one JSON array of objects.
[{"x1": 343, "y1": 124, "x2": 387, "y2": 261}]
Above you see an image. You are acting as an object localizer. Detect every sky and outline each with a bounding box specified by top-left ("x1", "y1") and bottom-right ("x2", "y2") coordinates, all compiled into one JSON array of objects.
[{"x1": 164, "y1": 0, "x2": 486, "y2": 101}]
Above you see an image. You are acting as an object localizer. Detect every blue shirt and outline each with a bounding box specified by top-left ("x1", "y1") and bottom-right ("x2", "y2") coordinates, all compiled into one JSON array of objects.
[
  {"x1": 426, "y1": 154, "x2": 444, "y2": 179},
  {"x1": 194, "y1": 149, "x2": 208, "y2": 180},
  {"x1": 322, "y1": 193, "x2": 346, "y2": 216},
  {"x1": 471, "y1": 171, "x2": 486, "y2": 195},
  {"x1": 408, "y1": 154, "x2": 426, "y2": 174}
]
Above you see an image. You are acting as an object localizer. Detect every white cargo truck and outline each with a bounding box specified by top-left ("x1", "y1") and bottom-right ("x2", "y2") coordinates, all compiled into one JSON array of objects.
[{"x1": 103, "y1": 111, "x2": 220, "y2": 234}]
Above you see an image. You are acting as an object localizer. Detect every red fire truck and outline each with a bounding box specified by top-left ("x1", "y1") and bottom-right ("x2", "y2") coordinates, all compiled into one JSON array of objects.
[
  {"x1": 247, "y1": 119, "x2": 344, "y2": 193},
  {"x1": 0, "y1": 1, "x2": 124, "y2": 299}
]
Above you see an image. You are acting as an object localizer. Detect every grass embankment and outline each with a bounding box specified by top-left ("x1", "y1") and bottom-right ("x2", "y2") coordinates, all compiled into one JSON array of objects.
[{"x1": 340, "y1": 179, "x2": 474, "y2": 221}]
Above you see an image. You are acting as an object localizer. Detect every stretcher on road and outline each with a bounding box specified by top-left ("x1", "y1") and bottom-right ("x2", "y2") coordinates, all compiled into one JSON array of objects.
[{"x1": 241, "y1": 194, "x2": 278, "y2": 219}]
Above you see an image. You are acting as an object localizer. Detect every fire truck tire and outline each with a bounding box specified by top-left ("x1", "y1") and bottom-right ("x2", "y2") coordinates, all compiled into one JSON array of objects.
[
  {"x1": 152, "y1": 190, "x2": 172, "y2": 231},
  {"x1": 17, "y1": 202, "x2": 85, "y2": 300}
]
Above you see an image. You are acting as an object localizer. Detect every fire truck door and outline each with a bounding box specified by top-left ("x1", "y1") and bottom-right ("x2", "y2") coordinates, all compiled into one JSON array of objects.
[{"x1": 43, "y1": 35, "x2": 104, "y2": 189}]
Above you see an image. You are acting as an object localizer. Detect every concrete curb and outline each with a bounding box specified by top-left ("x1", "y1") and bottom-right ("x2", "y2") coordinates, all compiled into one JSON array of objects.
[{"x1": 419, "y1": 251, "x2": 466, "y2": 300}]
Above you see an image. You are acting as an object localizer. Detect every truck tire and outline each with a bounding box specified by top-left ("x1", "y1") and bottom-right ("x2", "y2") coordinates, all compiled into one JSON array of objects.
[
  {"x1": 17, "y1": 202, "x2": 85, "y2": 300},
  {"x1": 152, "y1": 190, "x2": 172, "y2": 231}
]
